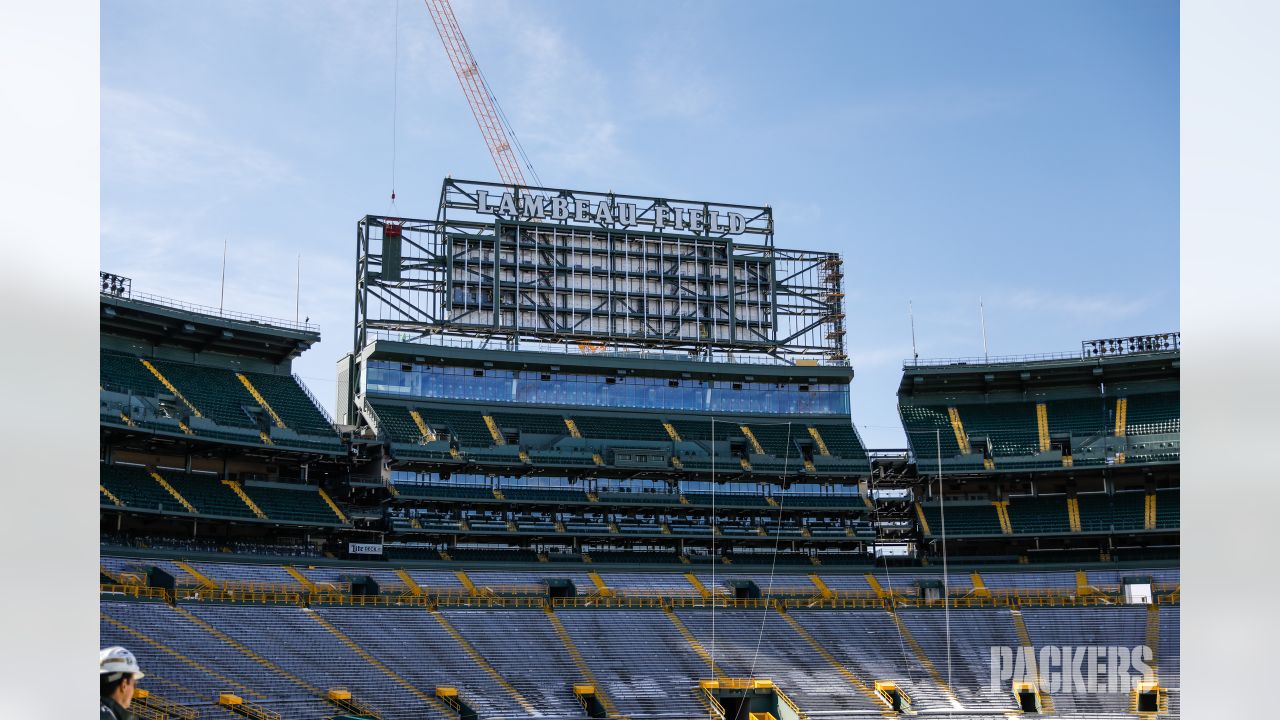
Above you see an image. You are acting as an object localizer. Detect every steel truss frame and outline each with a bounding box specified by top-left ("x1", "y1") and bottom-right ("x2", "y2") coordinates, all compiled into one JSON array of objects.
[{"x1": 355, "y1": 180, "x2": 848, "y2": 365}]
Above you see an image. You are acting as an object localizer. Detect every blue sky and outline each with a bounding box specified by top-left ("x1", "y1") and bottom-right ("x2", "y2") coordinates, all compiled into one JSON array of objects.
[{"x1": 102, "y1": 0, "x2": 1178, "y2": 447}]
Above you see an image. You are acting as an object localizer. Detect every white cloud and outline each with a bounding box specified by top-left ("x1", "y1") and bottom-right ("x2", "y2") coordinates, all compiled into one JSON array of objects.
[
  {"x1": 102, "y1": 87, "x2": 295, "y2": 190},
  {"x1": 448, "y1": 0, "x2": 625, "y2": 185},
  {"x1": 997, "y1": 287, "x2": 1156, "y2": 320},
  {"x1": 100, "y1": 83, "x2": 308, "y2": 322},
  {"x1": 274, "y1": 0, "x2": 452, "y2": 94}
]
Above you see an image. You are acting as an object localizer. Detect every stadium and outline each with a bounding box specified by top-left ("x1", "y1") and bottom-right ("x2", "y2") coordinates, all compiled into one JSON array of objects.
[{"x1": 99, "y1": 175, "x2": 1180, "y2": 720}]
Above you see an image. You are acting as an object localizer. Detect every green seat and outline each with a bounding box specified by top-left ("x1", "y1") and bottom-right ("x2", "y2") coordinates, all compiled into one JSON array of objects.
[
  {"x1": 1006, "y1": 496, "x2": 1072, "y2": 534},
  {"x1": 811, "y1": 423, "x2": 868, "y2": 460},
  {"x1": 370, "y1": 403, "x2": 423, "y2": 444},
  {"x1": 241, "y1": 371, "x2": 335, "y2": 437},
  {"x1": 746, "y1": 423, "x2": 802, "y2": 458},
  {"x1": 1044, "y1": 397, "x2": 1112, "y2": 438},
  {"x1": 101, "y1": 464, "x2": 186, "y2": 514},
  {"x1": 921, "y1": 504, "x2": 1002, "y2": 536},
  {"x1": 956, "y1": 403, "x2": 1039, "y2": 457},
  {"x1": 1126, "y1": 392, "x2": 1180, "y2": 436},
  {"x1": 148, "y1": 359, "x2": 259, "y2": 428},
  {"x1": 490, "y1": 411, "x2": 569, "y2": 438},
  {"x1": 1077, "y1": 492, "x2": 1145, "y2": 532},
  {"x1": 99, "y1": 350, "x2": 166, "y2": 395},
  {"x1": 899, "y1": 404, "x2": 963, "y2": 460},
  {"x1": 242, "y1": 484, "x2": 343, "y2": 524},
  {"x1": 1155, "y1": 489, "x2": 1179, "y2": 529},
  {"x1": 161, "y1": 471, "x2": 256, "y2": 518},
  {"x1": 419, "y1": 407, "x2": 494, "y2": 447},
  {"x1": 670, "y1": 419, "x2": 738, "y2": 444},
  {"x1": 574, "y1": 415, "x2": 670, "y2": 442}
]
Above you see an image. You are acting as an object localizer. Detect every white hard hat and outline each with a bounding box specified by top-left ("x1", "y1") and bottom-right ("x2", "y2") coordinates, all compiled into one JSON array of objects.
[{"x1": 100, "y1": 646, "x2": 145, "y2": 680}]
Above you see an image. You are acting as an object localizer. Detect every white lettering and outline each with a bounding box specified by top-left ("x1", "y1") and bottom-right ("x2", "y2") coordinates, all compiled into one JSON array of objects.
[
  {"x1": 1130, "y1": 645, "x2": 1154, "y2": 685},
  {"x1": 727, "y1": 212, "x2": 746, "y2": 234},
  {"x1": 1068, "y1": 647, "x2": 1087, "y2": 694},
  {"x1": 551, "y1": 196, "x2": 570, "y2": 220},
  {"x1": 593, "y1": 201, "x2": 612, "y2": 224},
  {"x1": 991, "y1": 646, "x2": 1014, "y2": 689},
  {"x1": 463, "y1": 187, "x2": 756, "y2": 236},
  {"x1": 653, "y1": 205, "x2": 670, "y2": 229},
  {"x1": 1106, "y1": 646, "x2": 1127, "y2": 693},
  {"x1": 522, "y1": 193, "x2": 547, "y2": 219},
  {"x1": 1041, "y1": 646, "x2": 1061, "y2": 693},
  {"x1": 707, "y1": 210, "x2": 723, "y2": 233},
  {"x1": 1011, "y1": 647, "x2": 1028, "y2": 685},
  {"x1": 1088, "y1": 647, "x2": 1104, "y2": 693},
  {"x1": 498, "y1": 192, "x2": 518, "y2": 217}
]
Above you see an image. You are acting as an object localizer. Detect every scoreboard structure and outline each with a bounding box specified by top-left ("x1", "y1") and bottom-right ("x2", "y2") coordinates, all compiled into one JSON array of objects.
[{"x1": 353, "y1": 179, "x2": 848, "y2": 363}]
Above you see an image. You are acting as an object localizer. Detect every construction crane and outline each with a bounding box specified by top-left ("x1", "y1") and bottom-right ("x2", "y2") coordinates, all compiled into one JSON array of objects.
[{"x1": 423, "y1": 0, "x2": 539, "y2": 187}]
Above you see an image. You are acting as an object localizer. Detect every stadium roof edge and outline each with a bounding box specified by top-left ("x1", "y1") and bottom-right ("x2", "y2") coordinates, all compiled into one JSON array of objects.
[
  {"x1": 904, "y1": 331, "x2": 1180, "y2": 369},
  {"x1": 903, "y1": 348, "x2": 1179, "y2": 372},
  {"x1": 898, "y1": 349, "x2": 1179, "y2": 396},
  {"x1": 101, "y1": 292, "x2": 320, "y2": 364}
]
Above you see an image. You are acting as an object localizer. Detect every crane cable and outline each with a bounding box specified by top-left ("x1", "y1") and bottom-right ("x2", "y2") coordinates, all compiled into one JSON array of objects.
[
  {"x1": 710, "y1": 416, "x2": 717, "y2": 684},
  {"x1": 475, "y1": 59, "x2": 542, "y2": 188},
  {"x1": 871, "y1": 435, "x2": 923, "y2": 689},
  {"x1": 747, "y1": 421, "x2": 794, "y2": 683},
  {"x1": 389, "y1": 0, "x2": 401, "y2": 214}
]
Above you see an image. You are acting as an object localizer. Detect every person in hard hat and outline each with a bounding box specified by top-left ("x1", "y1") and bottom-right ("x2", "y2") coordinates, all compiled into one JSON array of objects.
[{"x1": 100, "y1": 646, "x2": 145, "y2": 720}]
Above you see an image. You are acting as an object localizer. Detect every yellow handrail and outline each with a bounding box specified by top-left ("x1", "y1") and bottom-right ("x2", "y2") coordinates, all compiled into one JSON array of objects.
[
  {"x1": 236, "y1": 373, "x2": 286, "y2": 429},
  {"x1": 100, "y1": 581, "x2": 1180, "y2": 610},
  {"x1": 99, "y1": 584, "x2": 170, "y2": 601},
  {"x1": 140, "y1": 359, "x2": 202, "y2": 418}
]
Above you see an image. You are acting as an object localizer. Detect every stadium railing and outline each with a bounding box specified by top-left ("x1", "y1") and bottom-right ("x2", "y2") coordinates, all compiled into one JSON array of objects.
[{"x1": 101, "y1": 580, "x2": 1179, "y2": 610}]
